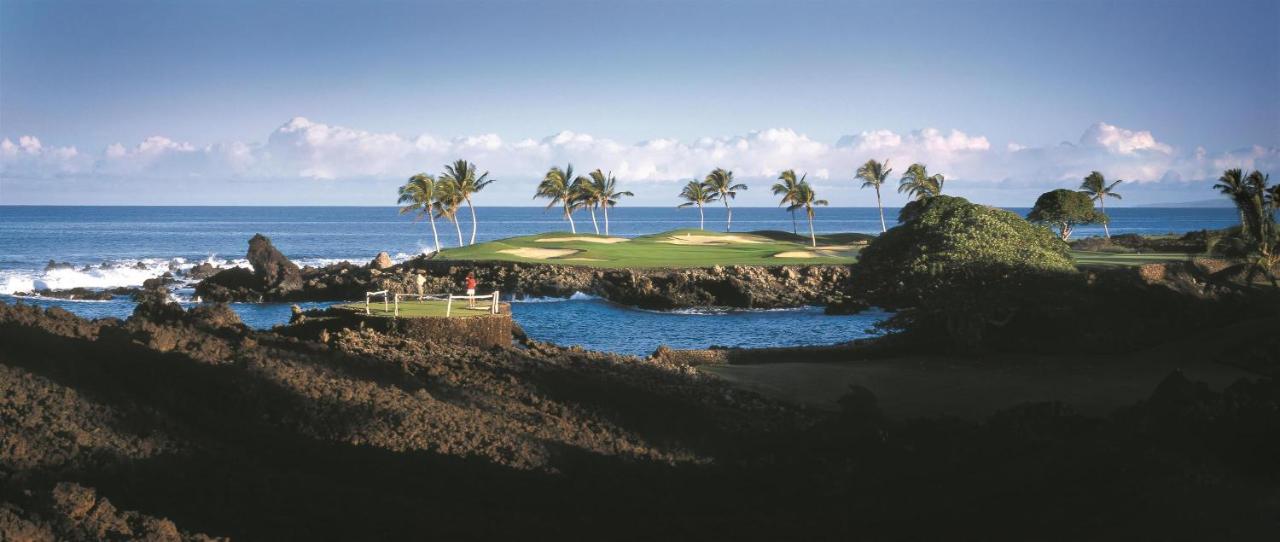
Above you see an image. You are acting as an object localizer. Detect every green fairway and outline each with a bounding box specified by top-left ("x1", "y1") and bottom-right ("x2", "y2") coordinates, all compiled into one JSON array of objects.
[
  {"x1": 432, "y1": 229, "x2": 866, "y2": 268},
  {"x1": 1069, "y1": 250, "x2": 1197, "y2": 267},
  {"x1": 335, "y1": 299, "x2": 496, "y2": 318}
]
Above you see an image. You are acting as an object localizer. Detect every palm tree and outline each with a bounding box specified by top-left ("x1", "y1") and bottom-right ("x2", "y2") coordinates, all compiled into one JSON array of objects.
[
  {"x1": 703, "y1": 168, "x2": 748, "y2": 232},
  {"x1": 578, "y1": 172, "x2": 603, "y2": 234},
  {"x1": 589, "y1": 169, "x2": 632, "y2": 236},
  {"x1": 1214, "y1": 168, "x2": 1249, "y2": 226},
  {"x1": 397, "y1": 173, "x2": 442, "y2": 253},
  {"x1": 434, "y1": 176, "x2": 466, "y2": 247},
  {"x1": 536, "y1": 164, "x2": 589, "y2": 233},
  {"x1": 855, "y1": 159, "x2": 893, "y2": 233},
  {"x1": 772, "y1": 170, "x2": 805, "y2": 234},
  {"x1": 677, "y1": 180, "x2": 717, "y2": 230},
  {"x1": 787, "y1": 182, "x2": 829, "y2": 247},
  {"x1": 1214, "y1": 168, "x2": 1278, "y2": 285},
  {"x1": 899, "y1": 163, "x2": 945, "y2": 201},
  {"x1": 1078, "y1": 171, "x2": 1123, "y2": 239},
  {"x1": 438, "y1": 159, "x2": 496, "y2": 245}
]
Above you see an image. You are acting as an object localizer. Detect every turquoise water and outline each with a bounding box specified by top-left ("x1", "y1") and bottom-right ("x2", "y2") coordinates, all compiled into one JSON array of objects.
[{"x1": 0, "y1": 206, "x2": 1237, "y2": 353}]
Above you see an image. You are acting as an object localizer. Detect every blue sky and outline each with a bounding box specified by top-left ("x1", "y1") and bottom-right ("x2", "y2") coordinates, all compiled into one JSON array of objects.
[{"x1": 2, "y1": 0, "x2": 1277, "y2": 206}]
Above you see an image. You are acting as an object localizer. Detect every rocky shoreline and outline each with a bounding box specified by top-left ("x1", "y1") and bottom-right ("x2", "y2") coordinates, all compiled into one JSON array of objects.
[
  {"x1": 193, "y1": 234, "x2": 854, "y2": 309},
  {"x1": 2, "y1": 291, "x2": 1277, "y2": 539}
]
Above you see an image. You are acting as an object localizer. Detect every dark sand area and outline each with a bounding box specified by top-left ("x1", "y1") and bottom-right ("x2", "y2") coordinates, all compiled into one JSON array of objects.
[{"x1": 705, "y1": 352, "x2": 1253, "y2": 420}]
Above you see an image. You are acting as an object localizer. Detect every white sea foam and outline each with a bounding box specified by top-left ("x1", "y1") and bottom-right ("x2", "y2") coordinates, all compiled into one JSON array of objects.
[
  {"x1": 0, "y1": 259, "x2": 177, "y2": 294},
  {"x1": 0, "y1": 253, "x2": 401, "y2": 296},
  {"x1": 509, "y1": 291, "x2": 601, "y2": 303}
]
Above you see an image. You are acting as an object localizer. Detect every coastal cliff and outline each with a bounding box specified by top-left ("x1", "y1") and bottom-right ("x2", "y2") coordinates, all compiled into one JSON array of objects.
[{"x1": 195, "y1": 234, "x2": 853, "y2": 309}]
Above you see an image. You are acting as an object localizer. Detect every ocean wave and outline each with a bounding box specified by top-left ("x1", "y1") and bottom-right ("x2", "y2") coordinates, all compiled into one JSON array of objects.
[
  {"x1": 509, "y1": 291, "x2": 601, "y2": 303},
  {"x1": 0, "y1": 253, "x2": 396, "y2": 296},
  {"x1": 637, "y1": 305, "x2": 817, "y2": 316},
  {"x1": 0, "y1": 259, "x2": 180, "y2": 295}
]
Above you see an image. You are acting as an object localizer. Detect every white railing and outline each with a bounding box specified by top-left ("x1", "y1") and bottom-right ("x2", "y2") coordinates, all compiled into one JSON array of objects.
[
  {"x1": 446, "y1": 291, "x2": 500, "y2": 317},
  {"x1": 364, "y1": 290, "x2": 389, "y2": 315},
  {"x1": 365, "y1": 290, "x2": 502, "y2": 317},
  {"x1": 392, "y1": 292, "x2": 449, "y2": 317}
]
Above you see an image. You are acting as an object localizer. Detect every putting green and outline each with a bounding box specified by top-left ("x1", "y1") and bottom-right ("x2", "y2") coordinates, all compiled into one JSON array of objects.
[
  {"x1": 1068, "y1": 250, "x2": 1197, "y2": 267},
  {"x1": 432, "y1": 229, "x2": 868, "y2": 268}
]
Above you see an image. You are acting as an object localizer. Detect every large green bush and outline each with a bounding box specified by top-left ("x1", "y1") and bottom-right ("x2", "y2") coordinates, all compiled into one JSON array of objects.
[
  {"x1": 855, "y1": 196, "x2": 1076, "y2": 306},
  {"x1": 852, "y1": 196, "x2": 1082, "y2": 351}
]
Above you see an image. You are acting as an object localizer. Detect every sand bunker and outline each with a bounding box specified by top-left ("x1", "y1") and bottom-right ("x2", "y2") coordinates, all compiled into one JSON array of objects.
[
  {"x1": 498, "y1": 248, "x2": 580, "y2": 259},
  {"x1": 535, "y1": 236, "x2": 629, "y2": 244},
  {"x1": 663, "y1": 234, "x2": 763, "y2": 245},
  {"x1": 773, "y1": 249, "x2": 853, "y2": 258}
]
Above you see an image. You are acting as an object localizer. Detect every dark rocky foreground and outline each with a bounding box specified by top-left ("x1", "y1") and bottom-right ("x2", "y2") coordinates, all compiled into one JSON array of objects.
[
  {"x1": 2, "y1": 298, "x2": 1278, "y2": 540},
  {"x1": 194, "y1": 234, "x2": 852, "y2": 309}
]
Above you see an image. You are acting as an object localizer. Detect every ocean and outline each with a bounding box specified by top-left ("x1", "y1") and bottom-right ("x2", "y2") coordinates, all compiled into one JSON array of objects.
[{"x1": 0, "y1": 206, "x2": 1239, "y2": 354}]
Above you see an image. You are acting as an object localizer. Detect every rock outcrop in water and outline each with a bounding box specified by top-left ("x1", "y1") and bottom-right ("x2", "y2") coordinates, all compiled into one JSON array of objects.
[
  {"x1": 247, "y1": 233, "x2": 302, "y2": 295},
  {"x1": 195, "y1": 236, "x2": 854, "y2": 309}
]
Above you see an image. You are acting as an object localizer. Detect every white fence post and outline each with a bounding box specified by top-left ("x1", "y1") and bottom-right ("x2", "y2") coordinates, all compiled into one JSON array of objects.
[{"x1": 446, "y1": 296, "x2": 452, "y2": 317}]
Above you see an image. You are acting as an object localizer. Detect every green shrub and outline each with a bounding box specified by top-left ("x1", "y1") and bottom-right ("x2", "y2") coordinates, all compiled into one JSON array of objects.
[
  {"x1": 851, "y1": 196, "x2": 1085, "y2": 351},
  {"x1": 1027, "y1": 189, "x2": 1107, "y2": 240}
]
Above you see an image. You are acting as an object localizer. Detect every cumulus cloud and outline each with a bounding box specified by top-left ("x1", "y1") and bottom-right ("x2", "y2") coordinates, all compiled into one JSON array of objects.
[
  {"x1": 0, "y1": 135, "x2": 87, "y2": 175},
  {"x1": 2, "y1": 117, "x2": 1276, "y2": 204},
  {"x1": 1079, "y1": 122, "x2": 1173, "y2": 155}
]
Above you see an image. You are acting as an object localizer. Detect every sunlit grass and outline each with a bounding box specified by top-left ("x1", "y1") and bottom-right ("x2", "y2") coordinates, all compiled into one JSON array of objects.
[{"x1": 433, "y1": 229, "x2": 866, "y2": 268}]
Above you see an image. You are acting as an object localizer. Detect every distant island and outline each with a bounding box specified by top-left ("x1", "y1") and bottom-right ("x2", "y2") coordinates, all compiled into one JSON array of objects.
[{"x1": 1137, "y1": 198, "x2": 1235, "y2": 208}]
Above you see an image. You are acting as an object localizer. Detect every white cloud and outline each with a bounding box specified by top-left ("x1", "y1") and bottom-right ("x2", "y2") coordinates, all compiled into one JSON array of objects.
[
  {"x1": 2, "y1": 118, "x2": 1276, "y2": 205},
  {"x1": 1079, "y1": 121, "x2": 1173, "y2": 155}
]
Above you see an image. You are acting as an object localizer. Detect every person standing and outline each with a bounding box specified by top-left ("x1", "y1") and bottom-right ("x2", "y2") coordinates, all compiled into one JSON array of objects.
[{"x1": 465, "y1": 272, "x2": 478, "y2": 308}]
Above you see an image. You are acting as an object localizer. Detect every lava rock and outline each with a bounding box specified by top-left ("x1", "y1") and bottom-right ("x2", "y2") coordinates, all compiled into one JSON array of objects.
[
  {"x1": 370, "y1": 251, "x2": 394, "y2": 270},
  {"x1": 247, "y1": 233, "x2": 302, "y2": 295}
]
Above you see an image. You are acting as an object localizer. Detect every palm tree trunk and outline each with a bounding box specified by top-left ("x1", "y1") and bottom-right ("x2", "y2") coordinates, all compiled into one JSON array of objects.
[
  {"x1": 589, "y1": 205, "x2": 599, "y2": 234},
  {"x1": 453, "y1": 217, "x2": 464, "y2": 247},
  {"x1": 875, "y1": 187, "x2": 886, "y2": 233},
  {"x1": 724, "y1": 200, "x2": 732, "y2": 232},
  {"x1": 428, "y1": 214, "x2": 440, "y2": 253},
  {"x1": 808, "y1": 210, "x2": 817, "y2": 247},
  {"x1": 466, "y1": 197, "x2": 478, "y2": 245},
  {"x1": 564, "y1": 205, "x2": 576, "y2": 234},
  {"x1": 791, "y1": 210, "x2": 797, "y2": 235},
  {"x1": 602, "y1": 206, "x2": 610, "y2": 236},
  {"x1": 1099, "y1": 198, "x2": 1110, "y2": 239},
  {"x1": 698, "y1": 204, "x2": 705, "y2": 230}
]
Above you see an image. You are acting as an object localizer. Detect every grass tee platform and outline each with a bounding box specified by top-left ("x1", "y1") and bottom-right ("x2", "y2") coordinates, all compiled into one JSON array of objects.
[{"x1": 332, "y1": 299, "x2": 514, "y2": 348}]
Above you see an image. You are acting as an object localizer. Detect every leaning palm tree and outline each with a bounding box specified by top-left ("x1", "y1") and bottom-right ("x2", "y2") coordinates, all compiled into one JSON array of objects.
[
  {"x1": 1079, "y1": 171, "x2": 1123, "y2": 239},
  {"x1": 677, "y1": 180, "x2": 717, "y2": 230},
  {"x1": 397, "y1": 173, "x2": 442, "y2": 253},
  {"x1": 898, "y1": 163, "x2": 945, "y2": 201},
  {"x1": 535, "y1": 164, "x2": 589, "y2": 233},
  {"x1": 787, "y1": 182, "x2": 829, "y2": 247},
  {"x1": 1214, "y1": 168, "x2": 1249, "y2": 226},
  {"x1": 589, "y1": 169, "x2": 632, "y2": 236},
  {"x1": 433, "y1": 176, "x2": 467, "y2": 247},
  {"x1": 771, "y1": 170, "x2": 805, "y2": 234},
  {"x1": 703, "y1": 168, "x2": 748, "y2": 232},
  {"x1": 855, "y1": 158, "x2": 893, "y2": 233},
  {"x1": 578, "y1": 171, "x2": 603, "y2": 234},
  {"x1": 438, "y1": 159, "x2": 496, "y2": 245}
]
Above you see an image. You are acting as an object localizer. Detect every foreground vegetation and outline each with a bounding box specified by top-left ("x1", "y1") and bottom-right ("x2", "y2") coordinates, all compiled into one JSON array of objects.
[{"x1": 433, "y1": 229, "x2": 867, "y2": 268}]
